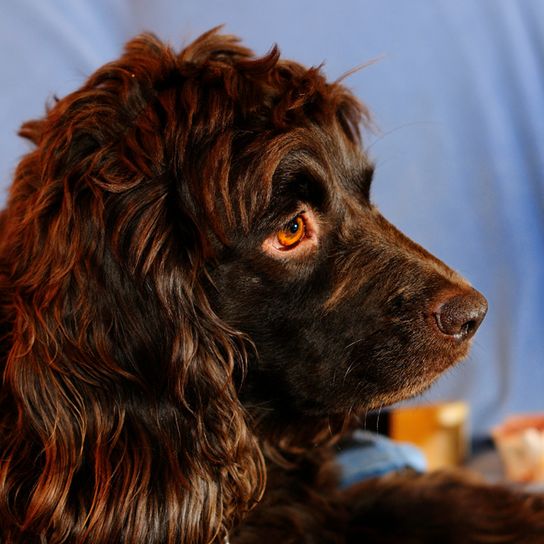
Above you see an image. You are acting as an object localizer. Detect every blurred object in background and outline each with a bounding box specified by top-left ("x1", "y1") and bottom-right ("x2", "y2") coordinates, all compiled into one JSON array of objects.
[
  {"x1": 493, "y1": 414, "x2": 544, "y2": 484},
  {"x1": 389, "y1": 402, "x2": 469, "y2": 471}
]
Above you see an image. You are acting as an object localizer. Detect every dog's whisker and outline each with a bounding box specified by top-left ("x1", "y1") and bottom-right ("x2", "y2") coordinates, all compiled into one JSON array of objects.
[
  {"x1": 342, "y1": 361, "x2": 357, "y2": 384},
  {"x1": 365, "y1": 121, "x2": 439, "y2": 153},
  {"x1": 344, "y1": 338, "x2": 364, "y2": 351},
  {"x1": 375, "y1": 404, "x2": 384, "y2": 434}
]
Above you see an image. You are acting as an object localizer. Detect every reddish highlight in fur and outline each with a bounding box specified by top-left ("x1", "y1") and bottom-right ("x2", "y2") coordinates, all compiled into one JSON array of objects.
[{"x1": 0, "y1": 29, "x2": 366, "y2": 543}]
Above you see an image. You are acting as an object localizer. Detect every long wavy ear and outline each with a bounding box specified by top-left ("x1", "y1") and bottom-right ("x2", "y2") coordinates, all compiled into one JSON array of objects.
[{"x1": 0, "y1": 32, "x2": 265, "y2": 543}]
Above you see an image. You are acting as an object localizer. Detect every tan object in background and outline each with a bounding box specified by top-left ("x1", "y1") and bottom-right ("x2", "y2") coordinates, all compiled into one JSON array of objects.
[
  {"x1": 492, "y1": 414, "x2": 544, "y2": 483},
  {"x1": 390, "y1": 402, "x2": 469, "y2": 470}
]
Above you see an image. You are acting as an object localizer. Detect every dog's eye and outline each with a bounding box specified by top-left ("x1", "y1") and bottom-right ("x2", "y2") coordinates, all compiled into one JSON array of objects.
[
  {"x1": 277, "y1": 215, "x2": 306, "y2": 248},
  {"x1": 262, "y1": 209, "x2": 318, "y2": 258}
]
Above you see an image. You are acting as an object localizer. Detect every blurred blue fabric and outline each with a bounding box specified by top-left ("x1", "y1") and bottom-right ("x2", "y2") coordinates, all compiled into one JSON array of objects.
[
  {"x1": 1, "y1": 1, "x2": 542, "y2": 438},
  {"x1": 337, "y1": 431, "x2": 427, "y2": 487}
]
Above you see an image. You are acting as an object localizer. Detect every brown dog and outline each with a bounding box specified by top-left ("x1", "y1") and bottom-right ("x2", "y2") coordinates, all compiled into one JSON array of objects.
[{"x1": 0, "y1": 28, "x2": 542, "y2": 543}]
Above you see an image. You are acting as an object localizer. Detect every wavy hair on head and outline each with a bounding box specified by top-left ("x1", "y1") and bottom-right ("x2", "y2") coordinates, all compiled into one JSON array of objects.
[{"x1": 0, "y1": 28, "x2": 366, "y2": 543}]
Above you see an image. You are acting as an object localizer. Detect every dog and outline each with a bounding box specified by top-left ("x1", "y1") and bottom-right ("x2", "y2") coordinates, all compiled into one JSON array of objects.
[{"x1": 1, "y1": 28, "x2": 543, "y2": 543}]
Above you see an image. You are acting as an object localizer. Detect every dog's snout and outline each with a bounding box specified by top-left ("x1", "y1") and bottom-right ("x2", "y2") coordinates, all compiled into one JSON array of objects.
[{"x1": 433, "y1": 290, "x2": 488, "y2": 341}]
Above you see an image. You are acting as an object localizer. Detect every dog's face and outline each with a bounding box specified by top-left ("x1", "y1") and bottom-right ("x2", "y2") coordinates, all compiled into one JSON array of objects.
[{"x1": 209, "y1": 116, "x2": 487, "y2": 419}]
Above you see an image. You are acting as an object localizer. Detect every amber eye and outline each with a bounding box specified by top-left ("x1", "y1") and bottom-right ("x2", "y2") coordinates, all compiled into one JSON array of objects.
[{"x1": 277, "y1": 215, "x2": 305, "y2": 248}]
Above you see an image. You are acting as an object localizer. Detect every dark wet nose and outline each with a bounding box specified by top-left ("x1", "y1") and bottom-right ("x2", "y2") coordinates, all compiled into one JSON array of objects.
[{"x1": 433, "y1": 290, "x2": 488, "y2": 340}]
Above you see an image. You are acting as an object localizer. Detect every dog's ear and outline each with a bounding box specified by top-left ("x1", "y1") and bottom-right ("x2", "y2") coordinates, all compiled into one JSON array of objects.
[{"x1": 0, "y1": 33, "x2": 265, "y2": 543}]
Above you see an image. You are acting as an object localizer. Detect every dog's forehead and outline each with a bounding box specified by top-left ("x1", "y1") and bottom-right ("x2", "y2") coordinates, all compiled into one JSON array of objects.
[
  {"x1": 243, "y1": 120, "x2": 369, "y2": 225},
  {"x1": 285, "y1": 123, "x2": 372, "y2": 203},
  {"x1": 327, "y1": 127, "x2": 372, "y2": 191},
  {"x1": 268, "y1": 155, "x2": 372, "y2": 245},
  {"x1": 278, "y1": 121, "x2": 369, "y2": 178}
]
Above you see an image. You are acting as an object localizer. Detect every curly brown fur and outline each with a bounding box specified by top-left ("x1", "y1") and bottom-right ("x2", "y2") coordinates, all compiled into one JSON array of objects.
[{"x1": 0, "y1": 28, "x2": 542, "y2": 543}]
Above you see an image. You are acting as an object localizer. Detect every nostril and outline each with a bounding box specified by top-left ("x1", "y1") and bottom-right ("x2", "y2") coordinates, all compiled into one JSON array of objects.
[
  {"x1": 433, "y1": 290, "x2": 488, "y2": 340},
  {"x1": 461, "y1": 319, "x2": 476, "y2": 337}
]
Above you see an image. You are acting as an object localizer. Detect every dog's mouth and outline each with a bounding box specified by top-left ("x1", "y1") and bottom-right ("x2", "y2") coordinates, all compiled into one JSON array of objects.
[
  {"x1": 325, "y1": 288, "x2": 488, "y2": 414},
  {"x1": 238, "y1": 285, "x2": 488, "y2": 421}
]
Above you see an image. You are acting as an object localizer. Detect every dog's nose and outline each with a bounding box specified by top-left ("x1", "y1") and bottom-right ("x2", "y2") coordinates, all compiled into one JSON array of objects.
[{"x1": 433, "y1": 290, "x2": 488, "y2": 340}]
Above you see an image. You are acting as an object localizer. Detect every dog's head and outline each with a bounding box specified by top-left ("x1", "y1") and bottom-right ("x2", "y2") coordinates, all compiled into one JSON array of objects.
[
  {"x1": 0, "y1": 28, "x2": 486, "y2": 542},
  {"x1": 187, "y1": 33, "x2": 487, "y2": 421}
]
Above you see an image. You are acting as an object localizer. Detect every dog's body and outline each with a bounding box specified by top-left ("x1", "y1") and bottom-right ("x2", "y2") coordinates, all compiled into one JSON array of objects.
[{"x1": 0, "y1": 29, "x2": 542, "y2": 543}]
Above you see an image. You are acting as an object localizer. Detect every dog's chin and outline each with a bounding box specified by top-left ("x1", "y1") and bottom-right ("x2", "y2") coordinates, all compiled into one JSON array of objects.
[
  {"x1": 358, "y1": 352, "x2": 470, "y2": 412},
  {"x1": 274, "y1": 348, "x2": 473, "y2": 420},
  {"x1": 359, "y1": 379, "x2": 439, "y2": 413},
  {"x1": 327, "y1": 348, "x2": 471, "y2": 416}
]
